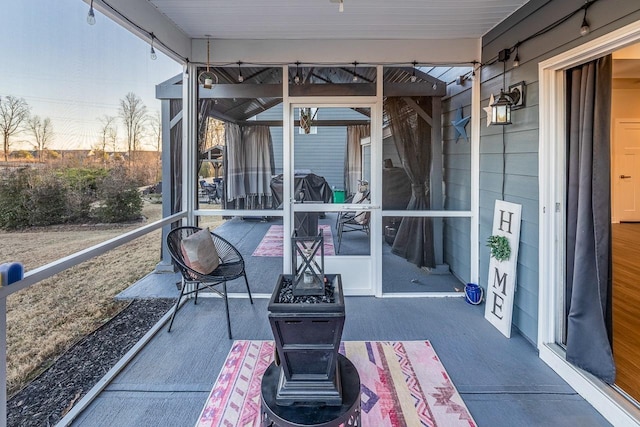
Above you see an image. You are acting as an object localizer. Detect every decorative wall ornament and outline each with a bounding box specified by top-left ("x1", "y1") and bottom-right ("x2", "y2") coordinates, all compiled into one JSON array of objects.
[
  {"x1": 451, "y1": 106, "x2": 470, "y2": 143},
  {"x1": 483, "y1": 94, "x2": 495, "y2": 127},
  {"x1": 300, "y1": 107, "x2": 317, "y2": 134}
]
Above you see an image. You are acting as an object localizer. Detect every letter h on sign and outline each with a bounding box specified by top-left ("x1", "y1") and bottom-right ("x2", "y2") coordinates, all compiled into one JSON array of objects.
[{"x1": 498, "y1": 210, "x2": 513, "y2": 234}]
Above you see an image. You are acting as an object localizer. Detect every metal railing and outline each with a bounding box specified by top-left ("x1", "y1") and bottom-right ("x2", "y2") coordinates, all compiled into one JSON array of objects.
[{"x1": 0, "y1": 211, "x2": 186, "y2": 426}]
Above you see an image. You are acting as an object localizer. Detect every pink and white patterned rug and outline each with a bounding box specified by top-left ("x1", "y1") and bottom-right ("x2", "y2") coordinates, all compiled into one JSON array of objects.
[
  {"x1": 252, "y1": 224, "x2": 335, "y2": 257},
  {"x1": 196, "y1": 340, "x2": 476, "y2": 427}
]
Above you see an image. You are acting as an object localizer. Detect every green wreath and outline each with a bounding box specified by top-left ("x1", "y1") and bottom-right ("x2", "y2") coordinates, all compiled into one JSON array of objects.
[{"x1": 487, "y1": 235, "x2": 511, "y2": 262}]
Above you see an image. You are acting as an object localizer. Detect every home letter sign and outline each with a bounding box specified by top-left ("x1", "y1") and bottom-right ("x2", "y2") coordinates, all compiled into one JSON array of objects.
[{"x1": 484, "y1": 201, "x2": 521, "y2": 338}]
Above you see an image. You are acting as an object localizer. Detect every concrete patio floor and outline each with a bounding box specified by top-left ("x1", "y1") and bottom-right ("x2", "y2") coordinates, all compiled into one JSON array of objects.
[{"x1": 66, "y1": 271, "x2": 611, "y2": 427}]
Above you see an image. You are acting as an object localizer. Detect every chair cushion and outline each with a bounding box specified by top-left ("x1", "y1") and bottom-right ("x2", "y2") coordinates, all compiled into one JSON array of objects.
[
  {"x1": 180, "y1": 228, "x2": 220, "y2": 274},
  {"x1": 354, "y1": 199, "x2": 370, "y2": 224},
  {"x1": 351, "y1": 191, "x2": 366, "y2": 204}
]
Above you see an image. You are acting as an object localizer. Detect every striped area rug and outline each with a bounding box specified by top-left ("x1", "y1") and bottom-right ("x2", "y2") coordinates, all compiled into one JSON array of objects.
[
  {"x1": 252, "y1": 224, "x2": 335, "y2": 257},
  {"x1": 196, "y1": 340, "x2": 476, "y2": 427}
]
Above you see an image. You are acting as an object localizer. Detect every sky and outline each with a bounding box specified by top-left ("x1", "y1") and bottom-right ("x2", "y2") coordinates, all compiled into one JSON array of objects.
[{"x1": 0, "y1": 0, "x2": 183, "y2": 151}]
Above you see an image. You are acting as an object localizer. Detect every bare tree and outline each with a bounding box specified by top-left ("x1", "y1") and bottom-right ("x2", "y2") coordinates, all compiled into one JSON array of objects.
[
  {"x1": 118, "y1": 92, "x2": 147, "y2": 163},
  {"x1": 149, "y1": 111, "x2": 162, "y2": 153},
  {"x1": 98, "y1": 115, "x2": 117, "y2": 153},
  {"x1": 108, "y1": 125, "x2": 118, "y2": 156},
  {"x1": 95, "y1": 115, "x2": 117, "y2": 164},
  {"x1": 149, "y1": 111, "x2": 162, "y2": 181},
  {"x1": 27, "y1": 115, "x2": 53, "y2": 161},
  {"x1": 0, "y1": 95, "x2": 30, "y2": 161}
]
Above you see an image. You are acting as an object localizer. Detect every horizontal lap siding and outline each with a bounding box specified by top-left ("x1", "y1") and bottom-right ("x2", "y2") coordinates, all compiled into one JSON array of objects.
[
  {"x1": 443, "y1": 88, "x2": 472, "y2": 284},
  {"x1": 255, "y1": 104, "x2": 369, "y2": 189},
  {"x1": 481, "y1": 0, "x2": 640, "y2": 343}
]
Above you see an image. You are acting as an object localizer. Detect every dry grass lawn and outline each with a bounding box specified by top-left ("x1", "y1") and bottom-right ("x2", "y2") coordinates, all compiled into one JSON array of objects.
[{"x1": 1, "y1": 201, "x2": 197, "y2": 395}]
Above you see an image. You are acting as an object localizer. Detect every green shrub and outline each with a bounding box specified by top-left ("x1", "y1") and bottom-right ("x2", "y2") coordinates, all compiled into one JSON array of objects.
[
  {"x1": 25, "y1": 172, "x2": 68, "y2": 226},
  {"x1": 0, "y1": 170, "x2": 31, "y2": 229},
  {"x1": 93, "y1": 167, "x2": 143, "y2": 223},
  {"x1": 0, "y1": 166, "x2": 143, "y2": 229},
  {"x1": 57, "y1": 168, "x2": 108, "y2": 193}
]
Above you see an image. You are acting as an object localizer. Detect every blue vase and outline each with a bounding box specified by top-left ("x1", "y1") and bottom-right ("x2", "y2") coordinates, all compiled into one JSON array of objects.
[{"x1": 464, "y1": 283, "x2": 483, "y2": 305}]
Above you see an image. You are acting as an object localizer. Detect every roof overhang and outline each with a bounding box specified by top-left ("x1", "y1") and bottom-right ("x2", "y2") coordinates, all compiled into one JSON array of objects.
[{"x1": 87, "y1": 0, "x2": 531, "y2": 66}]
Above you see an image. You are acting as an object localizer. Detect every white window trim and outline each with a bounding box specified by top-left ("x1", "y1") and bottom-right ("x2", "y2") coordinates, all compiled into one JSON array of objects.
[{"x1": 538, "y1": 19, "x2": 640, "y2": 426}]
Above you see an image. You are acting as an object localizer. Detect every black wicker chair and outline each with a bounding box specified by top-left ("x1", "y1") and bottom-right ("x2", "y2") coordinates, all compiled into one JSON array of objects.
[{"x1": 166, "y1": 226, "x2": 253, "y2": 338}]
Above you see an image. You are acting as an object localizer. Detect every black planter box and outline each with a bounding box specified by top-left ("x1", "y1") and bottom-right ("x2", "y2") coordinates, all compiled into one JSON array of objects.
[{"x1": 268, "y1": 274, "x2": 345, "y2": 406}]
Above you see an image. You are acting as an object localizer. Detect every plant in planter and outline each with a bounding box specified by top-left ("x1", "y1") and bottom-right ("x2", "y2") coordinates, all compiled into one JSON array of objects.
[{"x1": 487, "y1": 235, "x2": 511, "y2": 262}]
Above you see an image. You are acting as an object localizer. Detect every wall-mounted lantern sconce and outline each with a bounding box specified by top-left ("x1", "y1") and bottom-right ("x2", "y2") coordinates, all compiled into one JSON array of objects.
[
  {"x1": 491, "y1": 90, "x2": 513, "y2": 125},
  {"x1": 490, "y1": 82, "x2": 525, "y2": 125}
]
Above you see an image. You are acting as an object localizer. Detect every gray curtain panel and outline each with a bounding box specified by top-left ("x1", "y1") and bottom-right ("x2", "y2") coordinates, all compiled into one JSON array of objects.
[
  {"x1": 242, "y1": 125, "x2": 274, "y2": 208},
  {"x1": 225, "y1": 123, "x2": 244, "y2": 202},
  {"x1": 196, "y1": 99, "x2": 214, "y2": 176},
  {"x1": 565, "y1": 55, "x2": 615, "y2": 384},
  {"x1": 386, "y1": 97, "x2": 435, "y2": 269},
  {"x1": 344, "y1": 125, "x2": 370, "y2": 195}
]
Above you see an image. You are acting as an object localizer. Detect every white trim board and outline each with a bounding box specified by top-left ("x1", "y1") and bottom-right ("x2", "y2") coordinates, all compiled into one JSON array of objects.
[{"x1": 538, "y1": 19, "x2": 640, "y2": 426}]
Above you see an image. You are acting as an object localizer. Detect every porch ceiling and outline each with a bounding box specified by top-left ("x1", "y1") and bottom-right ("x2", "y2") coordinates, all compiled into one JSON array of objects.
[{"x1": 149, "y1": 0, "x2": 530, "y2": 40}]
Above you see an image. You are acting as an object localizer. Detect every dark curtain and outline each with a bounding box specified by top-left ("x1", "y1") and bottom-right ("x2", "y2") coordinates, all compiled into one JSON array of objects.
[
  {"x1": 170, "y1": 99, "x2": 182, "y2": 215},
  {"x1": 224, "y1": 123, "x2": 274, "y2": 209},
  {"x1": 386, "y1": 97, "x2": 435, "y2": 269},
  {"x1": 565, "y1": 55, "x2": 615, "y2": 384}
]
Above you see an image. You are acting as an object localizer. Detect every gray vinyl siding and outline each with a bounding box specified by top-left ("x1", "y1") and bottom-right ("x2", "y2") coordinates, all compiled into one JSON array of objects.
[
  {"x1": 481, "y1": 0, "x2": 640, "y2": 344},
  {"x1": 254, "y1": 104, "x2": 368, "y2": 190},
  {"x1": 442, "y1": 83, "x2": 473, "y2": 284}
]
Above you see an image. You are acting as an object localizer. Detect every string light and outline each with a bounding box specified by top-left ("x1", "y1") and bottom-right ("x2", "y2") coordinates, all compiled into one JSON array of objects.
[
  {"x1": 237, "y1": 61, "x2": 244, "y2": 82},
  {"x1": 410, "y1": 61, "x2": 418, "y2": 83},
  {"x1": 352, "y1": 61, "x2": 358, "y2": 82},
  {"x1": 294, "y1": 62, "x2": 301, "y2": 84},
  {"x1": 87, "y1": 0, "x2": 96, "y2": 25},
  {"x1": 483, "y1": 1, "x2": 600, "y2": 73},
  {"x1": 150, "y1": 33, "x2": 157, "y2": 60},
  {"x1": 432, "y1": 82, "x2": 437, "y2": 90},
  {"x1": 580, "y1": 7, "x2": 590, "y2": 36}
]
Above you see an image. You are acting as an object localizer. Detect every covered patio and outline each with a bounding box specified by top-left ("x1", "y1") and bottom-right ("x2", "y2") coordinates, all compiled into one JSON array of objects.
[{"x1": 3, "y1": 0, "x2": 640, "y2": 426}]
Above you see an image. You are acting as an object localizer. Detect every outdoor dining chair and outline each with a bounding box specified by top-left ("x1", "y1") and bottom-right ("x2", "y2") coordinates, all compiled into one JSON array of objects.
[
  {"x1": 166, "y1": 226, "x2": 253, "y2": 339},
  {"x1": 336, "y1": 197, "x2": 371, "y2": 253}
]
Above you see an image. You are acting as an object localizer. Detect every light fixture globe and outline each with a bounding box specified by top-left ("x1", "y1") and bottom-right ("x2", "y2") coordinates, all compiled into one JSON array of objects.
[
  {"x1": 87, "y1": 0, "x2": 96, "y2": 25},
  {"x1": 491, "y1": 90, "x2": 512, "y2": 125},
  {"x1": 198, "y1": 70, "x2": 218, "y2": 89}
]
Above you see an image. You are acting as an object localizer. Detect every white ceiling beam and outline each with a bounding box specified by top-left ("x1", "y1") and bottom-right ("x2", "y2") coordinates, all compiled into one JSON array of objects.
[{"x1": 192, "y1": 39, "x2": 479, "y2": 65}]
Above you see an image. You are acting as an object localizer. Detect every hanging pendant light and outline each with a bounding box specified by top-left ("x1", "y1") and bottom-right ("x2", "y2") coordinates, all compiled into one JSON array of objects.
[{"x1": 198, "y1": 38, "x2": 218, "y2": 89}]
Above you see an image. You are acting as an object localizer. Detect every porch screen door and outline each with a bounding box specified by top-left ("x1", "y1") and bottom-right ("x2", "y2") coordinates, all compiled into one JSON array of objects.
[{"x1": 287, "y1": 103, "x2": 377, "y2": 295}]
